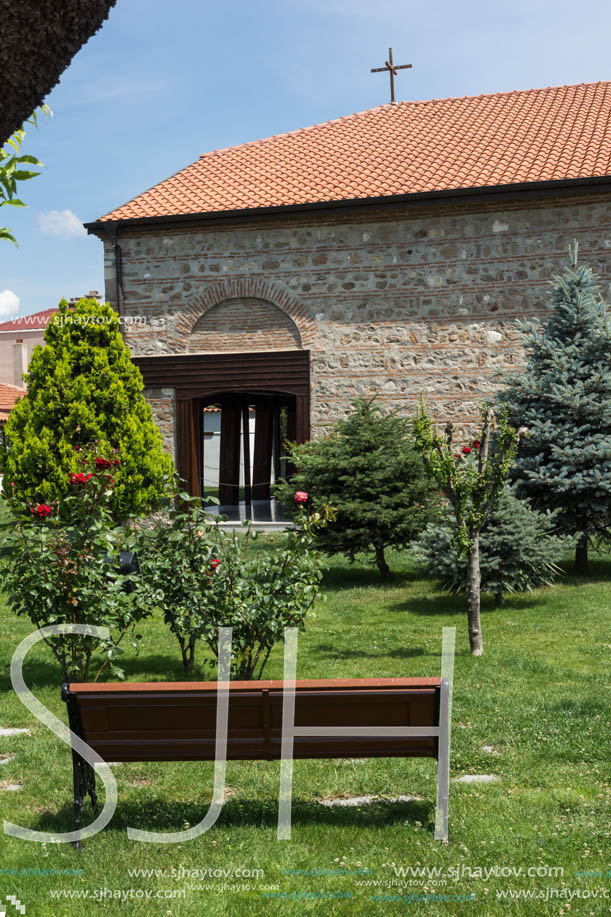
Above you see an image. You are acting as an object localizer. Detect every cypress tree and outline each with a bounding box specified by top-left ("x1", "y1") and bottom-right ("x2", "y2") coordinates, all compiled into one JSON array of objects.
[
  {"x1": 1, "y1": 297, "x2": 173, "y2": 519},
  {"x1": 497, "y1": 244, "x2": 611, "y2": 573}
]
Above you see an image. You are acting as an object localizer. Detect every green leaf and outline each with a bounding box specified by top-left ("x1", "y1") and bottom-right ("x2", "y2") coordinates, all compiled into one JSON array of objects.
[
  {"x1": 12, "y1": 170, "x2": 41, "y2": 182},
  {"x1": 0, "y1": 227, "x2": 17, "y2": 245}
]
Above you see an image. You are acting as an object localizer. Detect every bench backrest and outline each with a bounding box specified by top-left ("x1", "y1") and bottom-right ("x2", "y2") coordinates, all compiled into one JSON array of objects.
[{"x1": 64, "y1": 678, "x2": 442, "y2": 762}]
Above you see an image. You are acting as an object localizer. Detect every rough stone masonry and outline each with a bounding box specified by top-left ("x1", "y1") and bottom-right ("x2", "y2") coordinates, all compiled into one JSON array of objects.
[{"x1": 101, "y1": 192, "x2": 611, "y2": 462}]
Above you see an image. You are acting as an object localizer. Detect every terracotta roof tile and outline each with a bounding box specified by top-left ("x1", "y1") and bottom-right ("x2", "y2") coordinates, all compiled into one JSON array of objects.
[
  {"x1": 0, "y1": 382, "x2": 26, "y2": 412},
  {"x1": 0, "y1": 308, "x2": 58, "y2": 333},
  {"x1": 97, "y1": 82, "x2": 611, "y2": 222}
]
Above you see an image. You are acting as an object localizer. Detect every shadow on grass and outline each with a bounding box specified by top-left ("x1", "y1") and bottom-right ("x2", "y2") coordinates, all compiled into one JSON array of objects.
[
  {"x1": 557, "y1": 556, "x2": 611, "y2": 586},
  {"x1": 0, "y1": 655, "x2": 210, "y2": 694},
  {"x1": 0, "y1": 661, "x2": 66, "y2": 696},
  {"x1": 321, "y1": 567, "x2": 418, "y2": 593},
  {"x1": 389, "y1": 593, "x2": 547, "y2": 616},
  {"x1": 34, "y1": 794, "x2": 435, "y2": 840}
]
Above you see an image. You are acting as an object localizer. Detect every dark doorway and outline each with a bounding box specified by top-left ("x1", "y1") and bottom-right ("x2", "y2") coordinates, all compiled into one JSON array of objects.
[
  {"x1": 201, "y1": 391, "x2": 296, "y2": 507},
  {"x1": 133, "y1": 350, "x2": 310, "y2": 502}
]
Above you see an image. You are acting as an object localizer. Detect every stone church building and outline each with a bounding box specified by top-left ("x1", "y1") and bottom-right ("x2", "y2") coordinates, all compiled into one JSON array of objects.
[{"x1": 86, "y1": 81, "x2": 611, "y2": 504}]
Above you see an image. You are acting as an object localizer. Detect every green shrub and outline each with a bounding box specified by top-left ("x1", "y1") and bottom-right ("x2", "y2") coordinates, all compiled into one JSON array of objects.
[
  {"x1": 0, "y1": 446, "x2": 149, "y2": 682},
  {"x1": 136, "y1": 492, "x2": 330, "y2": 679},
  {"x1": 413, "y1": 485, "x2": 572, "y2": 605},
  {"x1": 275, "y1": 397, "x2": 438, "y2": 577},
  {"x1": 0, "y1": 297, "x2": 173, "y2": 521}
]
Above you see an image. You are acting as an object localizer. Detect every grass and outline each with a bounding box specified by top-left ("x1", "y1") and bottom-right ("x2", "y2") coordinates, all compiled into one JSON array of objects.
[{"x1": 0, "y1": 543, "x2": 610, "y2": 915}]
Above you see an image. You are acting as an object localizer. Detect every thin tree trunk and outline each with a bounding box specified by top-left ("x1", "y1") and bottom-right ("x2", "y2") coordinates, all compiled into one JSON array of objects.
[
  {"x1": 494, "y1": 591, "x2": 504, "y2": 608},
  {"x1": 374, "y1": 543, "x2": 391, "y2": 579},
  {"x1": 575, "y1": 531, "x2": 589, "y2": 574},
  {"x1": 178, "y1": 635, "x2": 196, "y2": 673},
  {"x1": 467, "y1": 534, "x2": 484, "y2": 656}
]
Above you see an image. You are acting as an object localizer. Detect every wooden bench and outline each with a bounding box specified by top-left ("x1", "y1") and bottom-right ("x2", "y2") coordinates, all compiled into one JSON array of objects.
[{"x1": 62, "y1": 671, "x2": 453, "y2": 843}]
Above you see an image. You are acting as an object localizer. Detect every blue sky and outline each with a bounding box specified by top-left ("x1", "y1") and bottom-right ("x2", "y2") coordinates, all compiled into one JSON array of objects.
[{"x1": 1, "y1": 0, "x2": 610, "y2": 318}]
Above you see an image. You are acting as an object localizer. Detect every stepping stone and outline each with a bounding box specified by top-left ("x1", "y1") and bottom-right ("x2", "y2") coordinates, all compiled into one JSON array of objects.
[
  {"x1": 454, "y1": 774, "x2": 499, "y2": 784},
  {"x1": 320, "y1": 794, "x2": 422, "y2": 807},
  {"x1": 0, "y1": 728, "x2": 30, "y2": 737},
  {"x1": 0, "y1": 756, "x2": 16, "y2": 765},
  {"x1": 1, "y1": 784, "x2": 22, "y2": 792},
  {"x1": 483, "y1": 745, "x2": 501, "y2": 755}
]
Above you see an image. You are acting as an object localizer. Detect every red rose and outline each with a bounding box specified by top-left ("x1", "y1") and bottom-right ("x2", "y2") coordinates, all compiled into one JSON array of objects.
[
  {"x1": 112, "y1": 459, "x2": 120, "y2": 467},
  {"x1": 32, "y1": 504, "x2": 51, "y2": 518},
  {"x1": 294, "y1": 491, "x2": 308, "y2": 504},
  {"x1": 95, "y1": 457, "x2": 111, "y2": 470},
  {"x1": 472, "y1": 440, "x2": 481, "y2": 449},
  {"x1": 462, "y1": 446, "x2": 472, "y2": 455},
  {"x1": 210, "y1": 558, "x2": 221, "y2": 570},
  {"x1": 69, "y1": 472, "x2": 88, "y2": 485},
  {"x1": 73, "y1": 445, "x2": 81, "y2": 452}
]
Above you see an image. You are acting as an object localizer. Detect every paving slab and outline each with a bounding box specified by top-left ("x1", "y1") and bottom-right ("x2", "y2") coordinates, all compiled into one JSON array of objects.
[
  {"x1": 454, "y1": 774, "x2": 500, "y2": 784},
  {"x1": 320, "y1": 794, "x2": 423, "y2": 807}
]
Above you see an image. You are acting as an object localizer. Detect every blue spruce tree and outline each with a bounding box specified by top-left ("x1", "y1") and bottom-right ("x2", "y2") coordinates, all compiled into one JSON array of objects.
[{"x1": 497, "y1": 244, "x2": 611, "y2": 573}]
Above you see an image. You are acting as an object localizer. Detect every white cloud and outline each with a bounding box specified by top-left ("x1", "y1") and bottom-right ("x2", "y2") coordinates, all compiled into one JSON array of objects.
[
  {"x1": 38, "y1": 210, "x2": 86, "y2": 240},
  {"x1": 0, "y1": 290, "x2": 20, "y2": 319}
]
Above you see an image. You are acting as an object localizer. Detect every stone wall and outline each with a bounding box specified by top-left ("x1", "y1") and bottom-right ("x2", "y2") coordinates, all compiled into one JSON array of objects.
[
  {"x1": 143, "y1": 387, "x2": 176, "y2": 457},
  {"x1": 102, "y1": 192, "x2": 611, "y2": 457}
]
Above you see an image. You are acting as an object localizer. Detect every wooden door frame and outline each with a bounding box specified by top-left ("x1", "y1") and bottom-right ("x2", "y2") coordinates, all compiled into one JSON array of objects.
[{"x1": 134, "y1": 350, "x2": 310, "y2": 497}]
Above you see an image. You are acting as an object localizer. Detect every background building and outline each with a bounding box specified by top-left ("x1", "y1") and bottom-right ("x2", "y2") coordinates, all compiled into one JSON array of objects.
[{"x1": 86, "y1": 82, "x2": 611, "y2": 500}]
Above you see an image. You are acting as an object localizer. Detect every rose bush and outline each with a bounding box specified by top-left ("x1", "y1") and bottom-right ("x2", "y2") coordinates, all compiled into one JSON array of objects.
[
  {"x1": 0, "y1": 445, "x2": 149, "y2": 682},
  {"x1": 136, "y1": 489, "x2": 331, "y2": 678}
]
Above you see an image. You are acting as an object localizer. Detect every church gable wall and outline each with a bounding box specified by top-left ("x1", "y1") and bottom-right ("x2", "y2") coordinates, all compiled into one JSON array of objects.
[{"x1": 104, "y1": 192, "x2": 611, "y2": 451}]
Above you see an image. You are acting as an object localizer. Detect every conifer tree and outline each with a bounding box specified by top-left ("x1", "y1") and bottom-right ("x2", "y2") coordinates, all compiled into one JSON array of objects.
[
  {"x1": 1, "y1": 297, "x2": 173, "y2": 519},
  {"x1": 497, "y1": 244, "x2": 611, "y2": 573},
  {"x1": 276, "y1": 397, "x2": 437, "y2": 577},
  {"x1": 413, "y1": 485, "x2": 571, "y2": 606}
]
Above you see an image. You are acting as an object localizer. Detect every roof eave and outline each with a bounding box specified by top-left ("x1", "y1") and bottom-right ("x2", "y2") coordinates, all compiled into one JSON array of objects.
[{"x1": 84, "y1": 174, "x2": 611, "y2": 237}]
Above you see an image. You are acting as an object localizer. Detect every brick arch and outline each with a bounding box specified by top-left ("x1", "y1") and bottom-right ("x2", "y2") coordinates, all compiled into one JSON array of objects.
[
  {"x1": 188, "y1": 297, "x2": 302, "y2": 353},
  {"x1": 175, "y1": 278, "x2": 317, "y2": 349}
]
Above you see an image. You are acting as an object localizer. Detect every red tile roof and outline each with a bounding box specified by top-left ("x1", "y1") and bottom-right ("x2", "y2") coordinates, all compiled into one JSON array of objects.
[
  {"x1": 97, "y1": 82, "x2": 611, "y2": 223},
  {"x1": 0, "y1": 307, "x2": 58, "y2": 333},
  {"x1": 0, "y1": 382, "x2": 26, "y2": 414}
]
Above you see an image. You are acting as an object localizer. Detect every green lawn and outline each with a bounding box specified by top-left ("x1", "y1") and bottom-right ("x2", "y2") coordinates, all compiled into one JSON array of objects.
[{"x1": 0, "y1": 545, "x2": 610, "y2": 915}]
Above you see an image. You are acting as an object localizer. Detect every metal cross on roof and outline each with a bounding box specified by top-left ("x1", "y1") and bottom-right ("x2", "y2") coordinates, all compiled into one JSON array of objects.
[{"x1": 371, "y1": 48, "x2": 412, "y2": 103}]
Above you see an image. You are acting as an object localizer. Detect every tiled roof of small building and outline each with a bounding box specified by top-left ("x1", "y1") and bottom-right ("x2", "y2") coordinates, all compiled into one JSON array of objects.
[
  {"x1": 97, "y1": 82, "x2": 611, "y2": 222},
  {"x1": 0, "y1": 308, "x2": 58, "y2": 333},
  {"x1": 0, "y1": 382, "x2": 26, "y2": 414}
]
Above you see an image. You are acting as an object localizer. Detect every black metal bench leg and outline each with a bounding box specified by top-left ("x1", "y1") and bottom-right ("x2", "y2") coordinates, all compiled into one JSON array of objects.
[
  {"x1": 86, "y1": 761, "x2": 98, "y2": 814},
  {"x1": 72, "y1": 750, "x2": 84, "y2": 850}
]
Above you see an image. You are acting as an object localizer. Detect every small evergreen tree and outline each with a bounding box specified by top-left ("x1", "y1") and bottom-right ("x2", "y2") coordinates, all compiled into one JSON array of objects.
[
  {"x1": 497, "y1": 244, "x2": 611, "y2": 573},
  {"x1": 413, "y1": 485, "x2": 572, "y2": 606},
  {"x1": 275, "y1": 397, "x2": 437, "y2": 577},
  {"x1": 1, "y1": 297, "x2": 173, "y2": 519}
]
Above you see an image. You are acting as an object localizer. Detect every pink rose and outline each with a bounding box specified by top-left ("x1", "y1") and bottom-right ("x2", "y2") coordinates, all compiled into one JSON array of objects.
[{"x1": 294, "y1": 491, "x2": 308, "y2": 504}]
